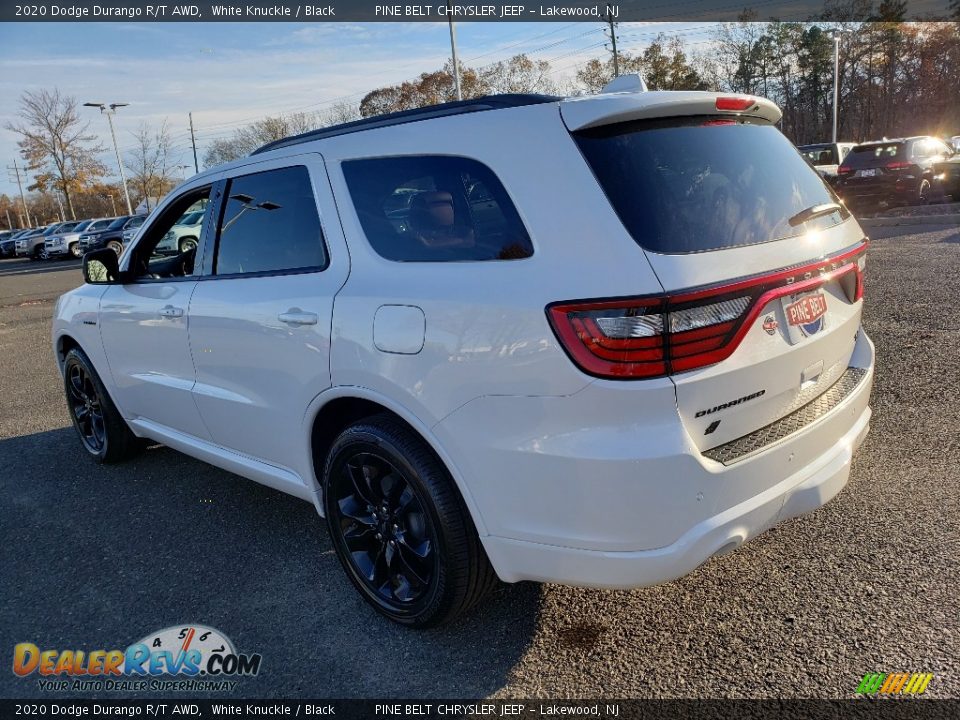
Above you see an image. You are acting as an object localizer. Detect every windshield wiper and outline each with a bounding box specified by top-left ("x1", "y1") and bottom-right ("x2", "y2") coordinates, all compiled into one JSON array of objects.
[{"x1": 788, "y1": 202, "x2": 842, "y2": 227}]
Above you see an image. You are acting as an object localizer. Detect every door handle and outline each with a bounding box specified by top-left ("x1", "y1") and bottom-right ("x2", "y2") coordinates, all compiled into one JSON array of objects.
[
  {"x1": 277, "y1": 308, "x2": 318, "y2": 326},
  {"x1": 159, "y1": 305, "x2": 184, "y2": 319}
]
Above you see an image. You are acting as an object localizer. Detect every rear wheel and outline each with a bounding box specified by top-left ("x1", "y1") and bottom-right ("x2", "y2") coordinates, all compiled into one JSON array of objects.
[
  {"x1": 63, "y1": 348, "x2": 141, "y2": 464},
  {"x1": 322, "y1": 414, "x2": 497, "y2": 627},
  {"x1": 917, "y1": 179, "x2": 931, "y2": 205}
]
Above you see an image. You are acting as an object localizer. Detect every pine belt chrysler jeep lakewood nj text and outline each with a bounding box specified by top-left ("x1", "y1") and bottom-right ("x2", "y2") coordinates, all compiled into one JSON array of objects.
[{"x1": 53, "y1": 87, "x2": 873, "y2": 627}]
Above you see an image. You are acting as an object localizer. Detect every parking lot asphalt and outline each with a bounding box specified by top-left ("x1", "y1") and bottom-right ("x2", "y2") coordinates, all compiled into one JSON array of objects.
[{"x1": 1, "y1": 225, "x2": 958, "y2": 700}]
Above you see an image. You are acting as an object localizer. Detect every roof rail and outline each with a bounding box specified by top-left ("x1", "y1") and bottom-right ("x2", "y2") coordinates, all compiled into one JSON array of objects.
[{"x1": 250, "y1": 93, "x2": 561, "y2": 156}]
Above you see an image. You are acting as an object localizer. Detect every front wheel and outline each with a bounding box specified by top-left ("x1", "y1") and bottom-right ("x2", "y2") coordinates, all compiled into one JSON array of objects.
[
  {"x1": 322, "y1": 415, "x2": 497, "y2": 627},
  {"x1": 63, "y1": 348, "x2": 142, "y2": 463},
  {"x1": 69, "y1": 242, "x2": 82, "y2": 258},
  {"x1": 107, "y1": 240, "x2": 123, "y2": 255},
  {"x1": 179, "y1": 237, "x2": 198, "y2": 253}
]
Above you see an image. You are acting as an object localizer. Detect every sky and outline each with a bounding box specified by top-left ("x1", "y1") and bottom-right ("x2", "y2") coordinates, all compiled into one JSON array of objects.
[{"x1": 0, "y1": 20, "x2": 719, "y2": 201}]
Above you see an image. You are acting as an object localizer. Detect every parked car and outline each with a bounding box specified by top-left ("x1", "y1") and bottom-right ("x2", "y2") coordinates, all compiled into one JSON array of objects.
[
  {"x1": 950, "y1": 136, "x2": 960, "y2": 153},
  {"x1": 798, "y1": 142, "x2": 856, "y2": 185},
  {"x1": 16, "y1": 222, "x2": 73, "y2": 259},
  {"x1": 54, "y1": 89, "x2": 873, "y2": 627},
  {"x1": 77, "y1": 215, "x2": 142, "y2": 255},
  {"x1": 155, "y1": 210, "x2": 205, "y2": 254},
  {"x1": 0, "y1": 229, "x2": 24, "y2": 257},
  {"x1": 44, "y1": 218, "x2": 114, "y2": 259},
  {"x1": 835, "y1": 136, "x2": 955, "y2": 211},
  {"x1": 932, "y1": 154, "x2": 960, "y2": 202},
  {"x1": 121, "y1": 214, "x2": 147, "y2": 244}
]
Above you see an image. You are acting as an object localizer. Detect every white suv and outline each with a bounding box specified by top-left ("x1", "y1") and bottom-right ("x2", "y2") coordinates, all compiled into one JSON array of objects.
[{"x1": 52, "y1": 90, "x2": 873, "y2": 627}]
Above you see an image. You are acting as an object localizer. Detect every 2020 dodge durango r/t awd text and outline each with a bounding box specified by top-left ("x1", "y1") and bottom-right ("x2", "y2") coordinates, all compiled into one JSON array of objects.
[{"x1": 53, "y1": 89, "x2": 873, "y2": 627}]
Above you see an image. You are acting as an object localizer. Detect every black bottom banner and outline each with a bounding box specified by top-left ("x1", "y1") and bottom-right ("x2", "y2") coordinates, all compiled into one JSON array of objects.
[{"x1": 1, "y1": 699, "x2": 958, "y2": 720}]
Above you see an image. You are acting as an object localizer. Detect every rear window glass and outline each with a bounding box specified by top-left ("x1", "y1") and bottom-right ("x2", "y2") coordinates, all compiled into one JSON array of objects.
[
  {"x1": 575, "y1": 117, "x2": 848, "y2": 254},
  {"x1": 799, "y1": 144, "x2": 838, "y2": 165},
  {"x1": 214, "y1": 165, "x2": 326, "y2": 276},
  {"x1": 342, "y1": 156, "x2": 533, "y2": 262},
  {"x1": 845, "y1": 143, "x2": 905, "y2": 168}
]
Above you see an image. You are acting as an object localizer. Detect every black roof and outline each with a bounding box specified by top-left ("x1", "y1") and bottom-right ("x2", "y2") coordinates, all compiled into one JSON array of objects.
[{"x1": 250, "y1": 94, "x2": 560, "y2": 156}]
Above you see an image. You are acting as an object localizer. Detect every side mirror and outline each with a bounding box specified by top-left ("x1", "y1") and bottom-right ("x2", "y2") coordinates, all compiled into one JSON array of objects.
[{"x1": 82, "y1": 248, "x2": 121, "y2": 284}]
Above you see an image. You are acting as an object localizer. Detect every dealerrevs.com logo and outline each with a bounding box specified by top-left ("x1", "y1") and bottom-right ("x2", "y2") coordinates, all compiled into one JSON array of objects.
[{"x1": 13, "y1": 625, "x2": 261, "y2": 692}]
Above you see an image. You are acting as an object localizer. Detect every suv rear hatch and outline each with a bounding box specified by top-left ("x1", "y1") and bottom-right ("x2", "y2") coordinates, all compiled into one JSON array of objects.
[
  {"x1": 837, "y1": 142, "x2": 907, "y2": 201},
  {"x1": 554, "y1": 94, "x2": 867, "y2": 460}
]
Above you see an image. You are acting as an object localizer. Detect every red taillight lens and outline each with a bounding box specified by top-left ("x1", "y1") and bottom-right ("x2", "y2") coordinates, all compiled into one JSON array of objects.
[
  {"x1": 838, "y1": 165, "x2": 852, "y2": 175},
  {"x1": 548, "y1": 244, "x2": 867, "y2": 380},
  {"x1": 885, "y1": 161, "x2": 911, "y2": 170},
  {"x1": 715, "y1": 96, "x2": 755, "y2": 111}
]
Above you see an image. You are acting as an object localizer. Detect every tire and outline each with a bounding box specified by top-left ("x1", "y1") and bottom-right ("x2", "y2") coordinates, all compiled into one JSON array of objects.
[
  {"x1": 63, "y1": 347, "x2": 142, "y2": 464},
  {"x1": 178, "y1": 237, "x2": 198, "y2": 254},
  {"x1": 107, "y1": 240, "x2": 123, "y2": 255},
  {"x1": 322, "y1": 414, "x2": 497, "y2": 627},
  {"x1": 917, "y1": 179, "x2": 931, "y2": 205},
  {"x1": 32, "y1": 245, "x2": 43, "y2": 261},
  {"x1": 69, "y1": 242, "x2": 82, "y2": 259}
]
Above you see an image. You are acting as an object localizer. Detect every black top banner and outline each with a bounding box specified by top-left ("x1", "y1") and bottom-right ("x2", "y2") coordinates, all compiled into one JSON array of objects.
[{"x1": 1, "y1": 0, "x2": 955, "y2": 23}]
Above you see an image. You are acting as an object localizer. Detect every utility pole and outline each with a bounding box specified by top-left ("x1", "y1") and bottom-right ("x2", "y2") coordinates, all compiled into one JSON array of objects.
[
  {"x1": 84, "y1": 102, "x2": 133, "y2": 215},
  {"x1": 108, "y1": 194, "x2": 117, "y2": 216},
  {"x1": 189, "y1": 112, "x2": 199, "y2": 174},
  {"x1": 605, "y1": 4, "x2": 620, "y2": 77},
  {"x1": 447, "y1": 1, "x2": 462, "y2": 101},
  {"x1": 9, "y1": 159, "x2": 31, "y2": 227}
]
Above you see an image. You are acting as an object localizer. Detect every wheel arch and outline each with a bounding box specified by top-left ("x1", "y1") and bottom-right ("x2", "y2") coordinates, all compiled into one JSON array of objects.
[
  {"x1": 304, "y1": 387, "x2": 489, "y2": 536},
  {"x1": 55, "y1": 333, "x2": 82, "y2": 373}
]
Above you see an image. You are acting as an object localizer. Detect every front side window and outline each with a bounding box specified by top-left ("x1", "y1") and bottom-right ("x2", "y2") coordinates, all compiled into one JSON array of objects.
[
  {"x1": 213, "y1": 165, "x2": 326, "y2": 276},
  {"x1": 342, "y1": 155, "x2": 533, "y2": 262},
  {"x1": 129, "y1": 190, "x2": 211, "y2": 280}
]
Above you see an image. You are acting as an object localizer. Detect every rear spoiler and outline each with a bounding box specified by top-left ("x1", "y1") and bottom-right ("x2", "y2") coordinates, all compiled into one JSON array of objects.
[{"x1": 560, "y1": 90, "x2": 782, "y2": 132}]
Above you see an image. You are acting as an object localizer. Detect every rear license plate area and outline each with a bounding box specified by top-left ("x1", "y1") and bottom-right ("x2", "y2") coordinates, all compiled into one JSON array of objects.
[{"x1": 782, "y1": 291, "x2": 828, "y2": 343}]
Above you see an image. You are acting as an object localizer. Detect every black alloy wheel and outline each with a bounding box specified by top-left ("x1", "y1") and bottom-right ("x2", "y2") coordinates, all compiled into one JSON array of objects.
[
  {"x1": 323, "y1": 415, "x2": 497, "y2": 627},
  {"x1": 66, "y1": 362, "x2": 107, "y2": 454},
  {"x1": 62, "y1": 348, "x2": 142, "y2": 463},
  {"x1": 330, "y1": 450, "x2": 439, "y2": 608}
]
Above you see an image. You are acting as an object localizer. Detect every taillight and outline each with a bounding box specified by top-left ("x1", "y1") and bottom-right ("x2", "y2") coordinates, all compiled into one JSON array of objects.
[
  {"x1": 838, "y1": 165, "x2": 852, "y2": 175},
  {"x1": 715, "y1": 96, "x2": 755, "y2": 111},
  {"x1": 548, "y1": 243, "x2": 867, "y2": 380},
  {"x1": 885, "y1": 161, "x2": 910, "y2": 170}
]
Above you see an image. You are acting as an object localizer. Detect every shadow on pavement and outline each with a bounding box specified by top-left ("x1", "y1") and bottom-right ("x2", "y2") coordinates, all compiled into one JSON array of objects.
[
  {"x1": 0, "y1": 258, "x2": 82, "y2": 278},
  {"x1": 0, "y1": 427, "x2": 541, "y2": 699}
]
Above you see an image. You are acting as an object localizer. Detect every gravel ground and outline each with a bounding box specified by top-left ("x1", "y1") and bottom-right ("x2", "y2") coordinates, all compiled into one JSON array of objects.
[{"x1": 1, "y1": 226, "x2": 958, "y2": 700}]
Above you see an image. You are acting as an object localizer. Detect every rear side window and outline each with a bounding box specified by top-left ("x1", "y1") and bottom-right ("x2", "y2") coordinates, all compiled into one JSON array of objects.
[
  {"x1": 342, "y1": 156, "x2": 533, "y2": 262},
  {"x1": 846, "y1": 143, "x2": 905, "y2": 168},
  {"x1": 214, "y1": 165, "x2": 326, "y2": 276},
  {"x1": 575, "y1": 117, "x2": 847, "y2": 254},
  {"x1": 800, "y1": 145, "x2": 837, "y2": 165}
]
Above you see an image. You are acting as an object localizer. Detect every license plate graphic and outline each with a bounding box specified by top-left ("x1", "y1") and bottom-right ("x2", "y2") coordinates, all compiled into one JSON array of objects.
[{"x1": 785, "y1": 292, "x2": 827, "y2": 326}]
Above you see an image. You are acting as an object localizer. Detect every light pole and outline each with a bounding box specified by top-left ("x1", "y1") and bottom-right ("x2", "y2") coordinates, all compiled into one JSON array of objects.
[
  {"x1": 446, "y1": 1, "x2": 462, "y2": 101},
  {"x1": 84, "y1": 102, "x2": 133, "y2": 215},
  {"x1": 829, "y1": 28, "x2": 850, "y2": 144}
]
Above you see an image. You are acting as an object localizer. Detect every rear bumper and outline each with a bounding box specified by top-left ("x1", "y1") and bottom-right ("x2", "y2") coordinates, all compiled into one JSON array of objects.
[
  {"x1": 483, "y1": 406, "x2": 869, "y2": 587},
  {"x1": 436, "y1": 330, "x2": 874, "y2": 587}
]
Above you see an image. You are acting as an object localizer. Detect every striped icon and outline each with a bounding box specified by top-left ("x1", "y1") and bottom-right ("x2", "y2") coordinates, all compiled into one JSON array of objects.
[{"x1": 856, "y1": 672, "x2": 933, "y2": 695}]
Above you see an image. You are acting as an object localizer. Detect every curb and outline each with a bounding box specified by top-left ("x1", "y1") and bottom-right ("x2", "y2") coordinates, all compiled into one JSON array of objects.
[{"x1": 859, "y1": 214, "x2": 960, "y2": 228}]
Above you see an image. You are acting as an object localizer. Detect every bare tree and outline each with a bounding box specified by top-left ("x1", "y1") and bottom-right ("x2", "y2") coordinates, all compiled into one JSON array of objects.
[
  {"x1": 5, "y1": 89, "x2": 107, "y2": 220},
  {"x1": 126, "y1": 120, "x2": 178, "y2": 212}
]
